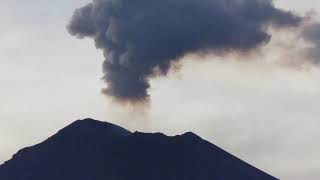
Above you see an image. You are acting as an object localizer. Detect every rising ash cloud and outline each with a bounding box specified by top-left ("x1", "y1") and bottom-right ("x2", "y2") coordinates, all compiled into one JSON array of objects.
[{"x1": 67, "y1": 0, "x2": 301, "y2": 103}]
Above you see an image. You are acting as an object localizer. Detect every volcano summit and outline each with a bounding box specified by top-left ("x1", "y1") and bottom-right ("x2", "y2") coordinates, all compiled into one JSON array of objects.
[{"x1": 0, "y1": 119, "x2": 278, "y2": 180}]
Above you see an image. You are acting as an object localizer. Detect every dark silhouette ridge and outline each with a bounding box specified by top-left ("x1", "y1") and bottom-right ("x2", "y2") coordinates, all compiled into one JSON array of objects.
[{"x1": 0, "y1": 118, "x2": 278, "y2": 180}]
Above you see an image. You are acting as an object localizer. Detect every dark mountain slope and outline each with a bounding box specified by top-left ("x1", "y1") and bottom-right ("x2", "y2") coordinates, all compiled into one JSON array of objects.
[{"x1": 0, "y1": 118, "x2": 278, "y2": 180}]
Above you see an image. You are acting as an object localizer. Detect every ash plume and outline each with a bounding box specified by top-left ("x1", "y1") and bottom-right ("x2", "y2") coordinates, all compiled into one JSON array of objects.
[{"x1": 67, "y1": 0, "x2": 301, "y2": 103}]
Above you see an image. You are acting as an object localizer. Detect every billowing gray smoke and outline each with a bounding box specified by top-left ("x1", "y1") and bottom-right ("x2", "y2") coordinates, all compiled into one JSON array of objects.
[{"x1": 68, "y1": 0, "x2": 301, "y2": 103}]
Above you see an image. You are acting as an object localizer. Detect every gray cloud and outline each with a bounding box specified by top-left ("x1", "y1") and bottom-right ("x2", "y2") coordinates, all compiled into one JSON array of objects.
[
  {"x1": 68, "y1": 0, "x2": 301, "y2": 102},
  {"x1": 302, "y1": 23, "x2": 320, "y2": 64}
]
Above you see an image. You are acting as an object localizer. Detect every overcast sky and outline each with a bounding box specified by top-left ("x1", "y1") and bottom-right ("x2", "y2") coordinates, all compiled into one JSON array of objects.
[{"x1": 0, "y1": 0, "x2": 320, "y2": 179}]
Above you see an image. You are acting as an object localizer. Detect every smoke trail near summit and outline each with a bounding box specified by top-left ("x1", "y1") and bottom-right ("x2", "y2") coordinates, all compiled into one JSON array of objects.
[{"x1": 68, "y1": 0, "x2": 301, "y2": 103}]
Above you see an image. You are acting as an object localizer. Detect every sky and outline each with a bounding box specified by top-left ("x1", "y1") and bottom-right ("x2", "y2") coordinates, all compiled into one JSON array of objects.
[{"x1": 0, "y1": 0, "x2": 320, "y2": 179}]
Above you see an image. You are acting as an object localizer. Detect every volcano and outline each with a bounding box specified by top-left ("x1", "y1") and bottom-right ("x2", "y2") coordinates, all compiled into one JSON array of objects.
[{"x1": 0, "y1": 118, "x2": 278, "y2": 180}]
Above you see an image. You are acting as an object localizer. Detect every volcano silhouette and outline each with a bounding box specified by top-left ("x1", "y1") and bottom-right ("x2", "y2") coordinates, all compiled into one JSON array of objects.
[{"x1": 0, "y1": 118, "x2": 278, "y2": 180}]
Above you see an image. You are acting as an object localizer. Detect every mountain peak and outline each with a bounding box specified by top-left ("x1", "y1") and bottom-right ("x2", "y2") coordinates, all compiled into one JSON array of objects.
[
  {"x1": 66, "y1": 118, "x2": 125, "y2": 131},
  {"x1": 181, "y1": 131, "x2": 201, "y2": 139},
  {"x1": 0, "y1": 118, "x2": 278, "y2": 180},
  {"x1": 55, "y1": 118, "x2": 131, "y2": 138}
]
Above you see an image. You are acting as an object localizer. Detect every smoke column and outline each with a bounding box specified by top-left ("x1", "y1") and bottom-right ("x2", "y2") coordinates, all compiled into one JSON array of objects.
[{"x1": 68, "y1": 0, "x2": 301, "y2": 103}]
